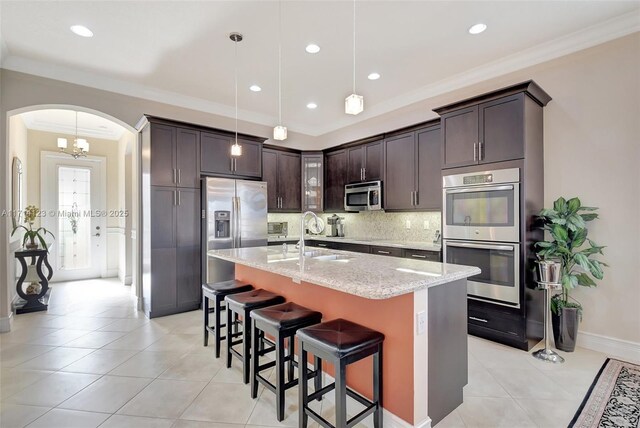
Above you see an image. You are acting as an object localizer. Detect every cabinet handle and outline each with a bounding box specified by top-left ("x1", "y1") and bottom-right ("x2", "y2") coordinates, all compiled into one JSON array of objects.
[
  {"x1": 363, "y1": 167, "x2": 366, "y2": 181},
  {"x1": 234, "y1": 158, "x2": 238, "y2": 171},
  {"x1": 414, "y1": 190, "x2": 419, "y2": 206},
  {"x1": 173, "y1": 190, "x2": 177, "y2": 206},
  {"x1": 172, "y1": 168, "x2": 177, "y2": 184},
  {"x1": 410, "y1": 191, "x2": 414, "y2": 206},
  {"x1": 317, "y1": 243, "x2": 327, "y2": 247},
  {"x1": 230, "y1": 158, "x2": 234, "y2": 172},
  {"x1": 478, "y1": 141, "x2": 483, "y2": 161},
  {"x1": 177, "y1": 190, "x2": 181, "y2": 206},
  {"x1": 473, "y1": 143, "x2": 478, "y2": 162},
  {"x1": 377, "y1": 250, "x2": 390, "y2": 254},
  {"x1": 177, "y1": 169, "x2": 181, "y2": 184},
  {"x1": 469, "y1": 316, "x2": 488, "y2": 323},
  {"x1": 411, "y1": 254, "x2": 427, "y2": 259}
]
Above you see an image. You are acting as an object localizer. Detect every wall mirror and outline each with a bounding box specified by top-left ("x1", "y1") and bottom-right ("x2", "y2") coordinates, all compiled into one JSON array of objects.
[{"x1": 12, "y1": 157, "x2": 24, "y2": 229}]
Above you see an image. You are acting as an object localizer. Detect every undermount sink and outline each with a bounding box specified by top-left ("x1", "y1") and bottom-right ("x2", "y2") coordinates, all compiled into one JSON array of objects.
[
  {"x1": 310, "y1": 254, "x2": 352, "y2": 261},
  {"x1": 268, "y1": 248, "x2": 352, "y2": 262}
]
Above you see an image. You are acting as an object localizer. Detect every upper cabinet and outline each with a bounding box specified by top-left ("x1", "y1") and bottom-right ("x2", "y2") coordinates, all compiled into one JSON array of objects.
[
  {"x1": 435, "y1": 80, "x2": 551, "y2": 170},
  {"x1": 262, "y1": 148, "x2": 301, "y2": 213},
  {"x1": 346, "y1": 140, "x2": 383, "y2": 183},
  {"x1": 324, "y1": 149, "x2": 348, "y2": 212},
  {"x1": 302, "y1": 153, "x2": 324, "y2": 212},
  {"x1": 384, "y1": 124, "x2": 441, "y2": 211},
  {"x1": 201, "y1": 132, "x2": 262, "y2": 178},
  {"x1": 149, "y1": 124, "x2": 200, "y2": 189}
]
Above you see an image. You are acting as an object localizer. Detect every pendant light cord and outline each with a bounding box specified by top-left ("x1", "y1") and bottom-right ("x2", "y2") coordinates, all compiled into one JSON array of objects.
[
  {"x1": 75, "y1": 111, "x2": 78, "y2": 149},
  {"x1": 278, "y1": 0, "x2": 282, "y2": 125},
  {"x1": 352, "y1": 0, "x2": 356, "y2": 93}
]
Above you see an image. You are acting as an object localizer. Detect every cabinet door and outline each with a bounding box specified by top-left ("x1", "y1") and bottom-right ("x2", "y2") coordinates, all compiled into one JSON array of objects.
[
  {"x1": 302, "y1": 154, "x2": 323, "y2": 212},
  {"x1": 364, "y1": 140, "x2": 383, "y2": 181},
  {"x1": 278, "y1": 152, "x2": 302, "y2": 212},
  {"x1": 384, "y1": 133, "x2": 416, "y2": 210},
  {"x1": 442, "y1": 106, "x2": 478, "y2": 169},
  {"x1": 416, "y1": 127, "x2": 442, "y2": 210},
  {"x1": 176, "y1": 188, "x2": 201, "y2": 308},
  {"x1": 150, "y1": 124, "x2": 176, "y2": 187},
  {"x1": 324, "y1": 150, "x2": 348, "y2": 212},
  {"x1": 234, "y1": 139, "x2": 262, "y2": 178},
  {"x1": 262, "y1": 149, "x2": 279, "y2": 211},
  {"x1": 479, "y1": 94, "x2": 524, "y2": 164},
  {"x1": 150, "y1": 186, "x2": 176, "y2": 249},
  {"x1": 176, "y1": 128, "x2": 200, "y2": 188},
  {"x1": 150, "y1": 248, "x2": 177, "y2": 314},
  {"x1": 201, "y1": 132, "x2": 232, "y2": 175},
  {"x1": 346, "y1": 146, "x2": 364, "y2": 183}
]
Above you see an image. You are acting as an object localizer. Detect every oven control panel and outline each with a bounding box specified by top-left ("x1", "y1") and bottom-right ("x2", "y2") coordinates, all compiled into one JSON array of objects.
[{"x1": 463, "y1": 174, "x2": 494, "y2": 185}]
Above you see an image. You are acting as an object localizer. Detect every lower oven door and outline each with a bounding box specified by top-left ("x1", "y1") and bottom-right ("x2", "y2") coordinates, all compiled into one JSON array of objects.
[{"x1": 443, "y1": 240, "x2": 520, "y2": 308}]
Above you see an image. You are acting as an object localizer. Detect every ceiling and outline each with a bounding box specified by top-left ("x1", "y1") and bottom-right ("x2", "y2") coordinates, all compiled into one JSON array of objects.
[
  {"x1": 19, "y1": 109, "x2": 127, "y2": 141},
  {"x1": 1, "y1": 1, "x2": 639, "y2": 137}
]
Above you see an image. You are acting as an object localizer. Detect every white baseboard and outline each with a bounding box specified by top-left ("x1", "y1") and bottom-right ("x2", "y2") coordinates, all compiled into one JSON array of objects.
[
  {"x1": 316, "y1": 371, "x2": 431, "y2": 428},
  {"x1": 0, "y1": 313, "x2": 14, "y2": 333},
  {"x1": 579, "y1": 331, "x2": 640, "y2": 363},
  {"x1": 123, "y1": 275, "x2": 133, "y2": 286},
  {"x1": 103, "y1": 269, "x2": 119, "y2": 278}
]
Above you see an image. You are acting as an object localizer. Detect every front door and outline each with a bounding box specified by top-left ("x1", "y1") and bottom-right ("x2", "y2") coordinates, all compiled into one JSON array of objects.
[{"x1": 41, "y1": 151, "x2": 106, "y2": 282}]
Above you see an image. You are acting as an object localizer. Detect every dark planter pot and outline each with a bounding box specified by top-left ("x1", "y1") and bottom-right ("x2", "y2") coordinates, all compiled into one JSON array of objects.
[{"x1": 551, "y1": 307, "x2": 580, "y2": 352}]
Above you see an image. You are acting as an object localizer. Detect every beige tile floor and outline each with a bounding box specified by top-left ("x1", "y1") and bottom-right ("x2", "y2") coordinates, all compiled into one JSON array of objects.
[{"x1": 0, "y1": 278, "x2": 610, "y2": 428}]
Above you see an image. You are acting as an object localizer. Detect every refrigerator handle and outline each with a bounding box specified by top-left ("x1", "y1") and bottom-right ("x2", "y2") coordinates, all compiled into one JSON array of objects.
[
  {"x1": 231, "y1": 196, "x2": 238, "y2": 248},
  {"x1": 236, "y1": 196, "x2": 242, "y2": 247}
]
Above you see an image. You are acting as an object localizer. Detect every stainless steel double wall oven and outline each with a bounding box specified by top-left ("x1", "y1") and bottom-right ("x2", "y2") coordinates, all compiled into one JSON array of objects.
[{"x1": 443, "y1": 168, "x2": 521, "y2": 307}]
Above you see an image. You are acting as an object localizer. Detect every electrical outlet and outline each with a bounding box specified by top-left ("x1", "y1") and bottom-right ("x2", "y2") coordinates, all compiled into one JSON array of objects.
[
  {"x1": 416, "y1": 311, "x2": 426, "y2": 335},
  {"x1": 405, "y1": 220, "x2": 411, "y2": 229},
  {"x1": 423, "y1": 220, "x2": 430, "y2": 230}
]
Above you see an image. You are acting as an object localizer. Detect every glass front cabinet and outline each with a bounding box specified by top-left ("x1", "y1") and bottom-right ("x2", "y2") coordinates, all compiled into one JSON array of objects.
[{"x1": 302, "y1": 153, "x2": 323, "y2": 212}]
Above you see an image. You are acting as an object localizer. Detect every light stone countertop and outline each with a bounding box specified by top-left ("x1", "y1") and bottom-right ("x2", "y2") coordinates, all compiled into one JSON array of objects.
[
  {"x1": 267, "y1": 235, "x2": 442, "y2": 252},
  {"x1": 208, "y1": 246, "x2": 479, "y2": 300}
]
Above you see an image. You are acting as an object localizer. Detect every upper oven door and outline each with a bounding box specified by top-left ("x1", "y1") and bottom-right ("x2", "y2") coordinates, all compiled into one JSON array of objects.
[
  {"x1": 443, "y1": 183, "x2": 520, "y2": 242},
  {"x1": 444, "y1": 240, "x2": 520, "y2": 308}
]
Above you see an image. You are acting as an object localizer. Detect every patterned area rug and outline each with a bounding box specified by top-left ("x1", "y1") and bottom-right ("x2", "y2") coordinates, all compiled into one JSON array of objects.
[{"x1": 570, "y1": 358, "x2": 640, "y2": 428}]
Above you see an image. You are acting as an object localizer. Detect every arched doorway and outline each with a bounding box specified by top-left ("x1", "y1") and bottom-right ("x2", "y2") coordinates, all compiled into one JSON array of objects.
[{"x1": 5, "y1": 105, "x2": 141, "y2": 315}]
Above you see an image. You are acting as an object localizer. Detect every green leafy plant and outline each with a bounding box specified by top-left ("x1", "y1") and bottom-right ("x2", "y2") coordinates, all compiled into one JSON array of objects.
[
  {"x1": 535, "y1": 197, "x2": 606, "y2": 316},
  {"x1": 11, "y1": 205, "x2": 55, "y2": 251}
]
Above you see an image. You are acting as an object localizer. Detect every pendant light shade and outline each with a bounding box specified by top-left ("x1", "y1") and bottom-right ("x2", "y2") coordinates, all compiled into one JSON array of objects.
[
  {"x1": 345, "y1": 94, "x2": 364, "y2": 115},
  {"x1": 273, "y1": 1, "x2": 287, "y2": 141},
  {"x1": 230, "y1": 32, "x2": 243, "y2": 157},
  {"x1": 345, "y1": 0, "x2": 363, "y2": 115},
  {"x1": 57, "y1": 138, "x2": 68, "y2": 149},
  {"x1": 273, "y1": 125, "x2": 287, "y2": 141}
]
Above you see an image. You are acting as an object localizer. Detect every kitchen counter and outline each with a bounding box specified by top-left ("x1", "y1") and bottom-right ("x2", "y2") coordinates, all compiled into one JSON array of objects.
[
  {"x1": 208, "y1": 246, "x2": 475, "y2": 426},
  {"x1": 208, "y1": 246, "x2": 476, "y2": 300},
  {"x1": 267, "y1": 235, "x2": 442, "y2": 252}
]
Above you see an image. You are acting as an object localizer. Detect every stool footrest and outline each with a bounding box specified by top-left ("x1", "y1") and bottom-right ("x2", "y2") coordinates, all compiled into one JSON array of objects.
[
  {"x1": 305, "y1": 407, "x2": 333, "y2": 428},
  {"x1": 346, "y1": 387, "x2": 374, "y2": 408},
  {"x1": 308, "y1": 383, "x2": 335, "y2": 401},
  {"x1": 258, "y1": 360, "x2": 276, "y2": 371}
]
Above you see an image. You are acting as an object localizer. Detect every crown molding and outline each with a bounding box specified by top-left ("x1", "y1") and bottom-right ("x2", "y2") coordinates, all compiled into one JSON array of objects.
[
  {"x1": 20, "y1": 116, "x2": 124, "y2": 141},
  {"x1": 2, "y1": 11, "x2": 638, "y2": 138}
]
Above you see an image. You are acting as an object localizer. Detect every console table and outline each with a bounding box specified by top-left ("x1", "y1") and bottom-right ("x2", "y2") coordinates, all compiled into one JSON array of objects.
[{"x1": 14, "y1": 249, "x2": 53, "y2": 314}]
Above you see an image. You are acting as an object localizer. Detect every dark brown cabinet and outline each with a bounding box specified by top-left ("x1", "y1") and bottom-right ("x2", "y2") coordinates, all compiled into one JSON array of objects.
[
  {"x1": 201, "y1": 132, "x2": 262, "y2": 178},
  {"x1": 176, "y1": 128, "x2": 200, "y2": 188},
  {"x1": 440, "y1": 94, "x2": 526, "y2": 169},
  {"x1": 262, "y1": 149, "x2": 301, "y2": 212},
  {"x1": 384, "y1": 125, "x2": 441, "y2": 211},
  {"x1": 347, "y1": 140, "x2": 383, "y2": 183},
  {"x1": 150, "y1": 124, "x2": 200, "y2": 188},
  {"x1": 324, "y1": 149, "x2": 348, "y2": 212},
  {"x1": 175, "y1": 188, "x2": 201, "y2": 308}
]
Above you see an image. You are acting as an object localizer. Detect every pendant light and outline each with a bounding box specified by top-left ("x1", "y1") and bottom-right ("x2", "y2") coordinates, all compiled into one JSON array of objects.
[
  {"x1": 273, "y1": 1, "x2": 287, "y2": 141},
  {"x1": 345, "y1": 0, "x2": 363, "y2": 115},
  {"x1": 230, "y1": 32, "x2": 243, "y2": 157},
  {"x1": 58, "y1": 111, "x2": 89, "y2": 159}
]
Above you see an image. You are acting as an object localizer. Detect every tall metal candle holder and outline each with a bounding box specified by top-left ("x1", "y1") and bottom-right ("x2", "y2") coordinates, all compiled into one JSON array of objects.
[{"x1": 532, "y1": 260, "x2": 565, "y2": 363}]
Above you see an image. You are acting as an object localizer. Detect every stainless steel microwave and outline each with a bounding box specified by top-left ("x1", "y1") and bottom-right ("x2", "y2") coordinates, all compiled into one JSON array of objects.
[{"x1": 344, "y1": 181, "x2": 382, "y2": 211}]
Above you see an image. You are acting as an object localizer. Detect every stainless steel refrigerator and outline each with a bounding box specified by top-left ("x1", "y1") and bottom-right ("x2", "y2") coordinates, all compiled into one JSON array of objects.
[{"x1": 202, "y1": 177, "x2": 268, "y2": 284}]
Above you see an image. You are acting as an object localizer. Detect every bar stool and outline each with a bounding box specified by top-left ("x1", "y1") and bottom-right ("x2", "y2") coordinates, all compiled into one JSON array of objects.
[
  {"x1": 225, "y1": 289, "x2": 285, "y2": 384},
  {"x1": 297, "y1": 319, "x2": 384, "y2": 428},
  {"x1": 202, "y1": 280, "x2": 253, "y2": 358},
  {"x1": 250, "y1": 302, "x2": 323, "y2": 421}
]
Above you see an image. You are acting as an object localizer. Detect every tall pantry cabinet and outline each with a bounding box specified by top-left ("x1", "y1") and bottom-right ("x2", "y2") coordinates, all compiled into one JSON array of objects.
[{"x1": 141, "y1": 119, "x2": 201, "y2": 318}]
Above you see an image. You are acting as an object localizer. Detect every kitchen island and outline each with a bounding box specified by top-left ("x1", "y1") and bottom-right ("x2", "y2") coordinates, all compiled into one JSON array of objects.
[{"x1": 209, "y1": 246, "x2": 480, "y2": 427}]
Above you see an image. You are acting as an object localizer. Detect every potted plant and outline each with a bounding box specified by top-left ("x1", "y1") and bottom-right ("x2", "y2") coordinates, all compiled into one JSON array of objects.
[
  {"x1": 11, "y1": 205, "x2": 55, "y2": 251},
  {"x1": 535, "y1": 197, "x2": 606, "y2": 352}
]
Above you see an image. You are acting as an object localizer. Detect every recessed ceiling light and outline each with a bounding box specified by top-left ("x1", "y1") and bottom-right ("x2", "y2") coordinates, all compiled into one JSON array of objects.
[
  {"x1": 305, "y1": 44, "x2": 321, "y2": 54},
  {"x1": 70, "y1": 25, "x2": 93, "y2": 38},
  {"x1": 468, "y1": 23, "x2": 487, "y2": 35},
  {"x1": 249, "y1": 85, "x2": 262, "y2": 92},
  {"x1": 306, "y1": 102, "x2": 318, "y2": 110},
  {"x1": 367, "y1": 72, "x2": 381, "y2": 80}
]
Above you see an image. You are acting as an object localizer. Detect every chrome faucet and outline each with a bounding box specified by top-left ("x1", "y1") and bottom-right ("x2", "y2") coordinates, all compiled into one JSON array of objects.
[{"x1": 299, "y1": 211, "x2": 321, "y2": 258}]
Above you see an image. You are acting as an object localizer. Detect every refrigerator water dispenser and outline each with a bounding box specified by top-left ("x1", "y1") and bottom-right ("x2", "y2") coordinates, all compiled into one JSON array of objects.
[{"x1": 214, "y1": 211, "x2": 230, "y2": 238}]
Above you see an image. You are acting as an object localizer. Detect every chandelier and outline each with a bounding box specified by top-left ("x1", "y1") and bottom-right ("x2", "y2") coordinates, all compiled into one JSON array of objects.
[{"x1": 57, "y1": 111, "x2": 89, "y2": 159}]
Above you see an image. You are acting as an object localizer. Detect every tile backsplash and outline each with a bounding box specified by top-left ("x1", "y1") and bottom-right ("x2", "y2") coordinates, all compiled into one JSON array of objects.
[{"x1": 268, "y1": 211, "x2": 441, "y2": 242}]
